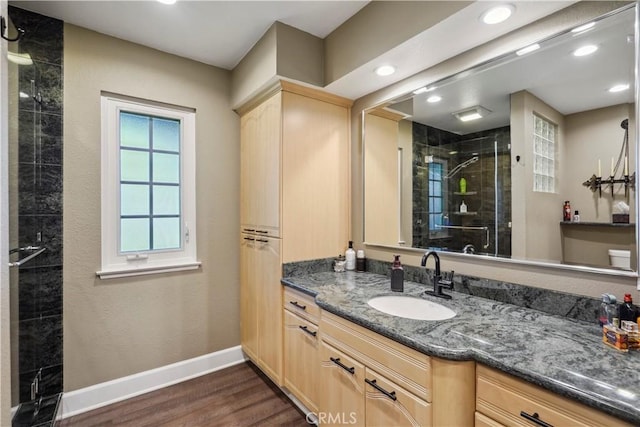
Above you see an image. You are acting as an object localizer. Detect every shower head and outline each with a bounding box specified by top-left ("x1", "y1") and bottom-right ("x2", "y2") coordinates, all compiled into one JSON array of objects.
[{"x1": 445, "y1": 156, "x2": 479, "y2": 179}]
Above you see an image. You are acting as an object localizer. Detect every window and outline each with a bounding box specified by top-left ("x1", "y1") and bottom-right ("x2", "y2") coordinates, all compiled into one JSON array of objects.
[
  {"x1": 533, "y1": 114, "x2": 556, "y2": 193},
  {"x1": 428, "y1": 161, "x2": 444, "y2": 233},
  {"x1": 98, "y1": 95, "x2": 199, "y2": 279}
]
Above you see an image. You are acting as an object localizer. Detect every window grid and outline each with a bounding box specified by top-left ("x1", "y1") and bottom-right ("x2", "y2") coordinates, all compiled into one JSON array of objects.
[
  {"x1": 119, "y1": 112, "x2": 181, "y2": 253},
  {"x1": 533, "y1": 115, "x2": 556, "y2": 193},
  {"x1": 428, "y1": 162, "x2": 444, "y2": 232}
]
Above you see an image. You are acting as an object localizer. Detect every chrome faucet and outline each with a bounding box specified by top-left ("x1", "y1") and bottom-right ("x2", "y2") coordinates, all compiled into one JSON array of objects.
[{"x1": 421, "y1": 251, "x2": 454, "y2": 299}]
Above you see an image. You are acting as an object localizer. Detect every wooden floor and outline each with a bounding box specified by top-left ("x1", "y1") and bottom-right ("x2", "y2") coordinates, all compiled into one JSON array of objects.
[{"x1": 58, "y1": 362, "x2": 309, "y2": 427}]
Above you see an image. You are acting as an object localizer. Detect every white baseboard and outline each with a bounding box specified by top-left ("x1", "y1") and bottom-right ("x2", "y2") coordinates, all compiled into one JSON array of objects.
[{"x1": 59, "y1": 345, "x2": 246, "y2": 419}]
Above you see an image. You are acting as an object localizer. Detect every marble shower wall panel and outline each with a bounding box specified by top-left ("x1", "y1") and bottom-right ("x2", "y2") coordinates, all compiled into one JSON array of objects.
[{"x1": 9, "y1": 6, "x2": 64, "y2": 402}]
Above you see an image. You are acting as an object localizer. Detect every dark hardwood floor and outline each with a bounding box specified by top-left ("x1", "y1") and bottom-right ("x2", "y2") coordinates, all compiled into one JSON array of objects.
[{"x1": 58, "y1": 362, "x2": 309, "y2": 427}]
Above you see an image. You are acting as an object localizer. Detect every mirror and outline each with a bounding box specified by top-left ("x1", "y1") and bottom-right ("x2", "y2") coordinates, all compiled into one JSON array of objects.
[{"x1": 363, "y1": 5, "x2": 637, "y2": 272}]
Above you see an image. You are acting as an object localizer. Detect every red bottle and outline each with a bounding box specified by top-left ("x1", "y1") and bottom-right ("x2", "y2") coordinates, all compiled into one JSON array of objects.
[{"x1": 563, "y1": 201, "x2": 571, "y2": 222}]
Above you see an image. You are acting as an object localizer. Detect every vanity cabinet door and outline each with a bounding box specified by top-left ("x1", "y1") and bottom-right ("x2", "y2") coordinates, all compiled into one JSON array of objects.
[
  {"x1": 240, "y1": 234, "x2": 258, "y2": 361},
  {"x1": 283, "y1": 310, "x2": 319, "y2": 413},
  {"x1": 319, "y1": 341, "x2": 365, "y2": 427},
  {"x1": 364, "y1": 367, "x2": 431, "y2": 427}
]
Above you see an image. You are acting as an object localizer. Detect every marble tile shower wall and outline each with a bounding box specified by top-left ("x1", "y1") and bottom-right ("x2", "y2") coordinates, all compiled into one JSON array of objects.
[
  {"x1": 412, "y1": 122, "x2": 511, "y2": 257},
  {"x1": 10, "y1": 7, "x2": 64, "y2": 402}
]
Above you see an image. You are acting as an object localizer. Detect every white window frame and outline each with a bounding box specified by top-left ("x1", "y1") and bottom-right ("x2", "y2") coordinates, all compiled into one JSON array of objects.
[{"x1": 98, "y1": 95, "x2": 200, "y2": 279}]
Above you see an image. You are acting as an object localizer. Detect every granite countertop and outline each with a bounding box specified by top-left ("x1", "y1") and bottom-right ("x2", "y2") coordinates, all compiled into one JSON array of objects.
[{"x1": 281, "y1": 271, "x2": 640, "y2": 425}]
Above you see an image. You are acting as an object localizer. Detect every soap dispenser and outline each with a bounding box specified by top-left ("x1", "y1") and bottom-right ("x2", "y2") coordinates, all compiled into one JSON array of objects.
[
  {"x1": 460, "y1": 200, "x2": 467, "y2": 213},
  {"x1": 391, "y1": 255, "x2": 404, "y2": 292}
]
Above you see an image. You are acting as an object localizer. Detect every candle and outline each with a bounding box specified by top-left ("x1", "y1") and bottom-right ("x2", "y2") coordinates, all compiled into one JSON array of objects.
[
  {"x1": 625, "y1": 156, "x2": 629, "y2": 175},
  {"x1": 611, "y1": 157, "x2": 615, "y2": 176},
  {"x1": 598, "y1": 159, "x2": 602, "y2": 177}
]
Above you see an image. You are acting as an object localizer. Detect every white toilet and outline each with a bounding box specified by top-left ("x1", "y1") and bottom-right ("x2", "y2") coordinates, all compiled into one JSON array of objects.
[{"x1": 608, "y1": 249, "x2": 631, "y2": 270}]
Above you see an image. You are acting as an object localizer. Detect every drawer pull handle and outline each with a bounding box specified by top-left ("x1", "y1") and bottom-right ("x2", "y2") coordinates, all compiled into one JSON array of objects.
[
  {"x1": 255, "y1": 230, "x2": 269, "y2": 234},
  {"x1": 329, "y1": 357, "x2": 355, "y2": 375},
  {"x1": 520, "y1": 411, "x2": 553, "y2": 427},
  {"x1": 289, "y1": 301, "x2": 307, "y2": 310},
  {"x1": 256, "y1": 238, "x2": 269, "y2": 243},
  {"x1": 243, "y1": 228, "x2": 255, "y2": 232},
  {"x1": 243, "y1": 237, "x2": 255, "y2": 241},
  {"x1": 365, "y1": 378, "x2": 397, "y2": 401},
  {"x1": 298, "y1": 325, "x2": 317, "y2": 337}
]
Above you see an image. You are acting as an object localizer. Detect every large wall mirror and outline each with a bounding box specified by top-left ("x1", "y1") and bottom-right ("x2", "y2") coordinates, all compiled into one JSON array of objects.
[{"x1": 363, "y1": 4, "x2": 638, "y2": 273}]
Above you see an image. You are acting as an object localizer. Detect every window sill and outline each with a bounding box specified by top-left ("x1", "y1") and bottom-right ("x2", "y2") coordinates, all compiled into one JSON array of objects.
[{"x1": 96, "y1": 261, "x2": 201, "y2": 280}]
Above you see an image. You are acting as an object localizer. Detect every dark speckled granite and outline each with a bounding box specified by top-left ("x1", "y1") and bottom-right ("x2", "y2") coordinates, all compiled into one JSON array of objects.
[{"x1": 282, "y1": 271, "x2": 640, "y2": 425}]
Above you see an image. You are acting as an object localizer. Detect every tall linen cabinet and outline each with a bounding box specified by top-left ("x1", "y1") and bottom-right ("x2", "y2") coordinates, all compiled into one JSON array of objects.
[{"x1": 239, "y1": 81, "x2": 352, "y2": 385}]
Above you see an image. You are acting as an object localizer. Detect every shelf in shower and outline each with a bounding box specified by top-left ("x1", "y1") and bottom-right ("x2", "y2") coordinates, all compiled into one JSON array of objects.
[
  {"x1": 453, "y1": 212, "x2": 478, "y2": 216},
  {"x1": 453, "y1": 191, "x2": 477, "y2": 195}
]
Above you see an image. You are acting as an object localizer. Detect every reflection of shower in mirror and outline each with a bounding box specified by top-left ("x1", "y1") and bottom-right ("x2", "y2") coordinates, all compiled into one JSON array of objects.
[{"x1": 445, "y1": 156, "x2": 479, "y2": 179}]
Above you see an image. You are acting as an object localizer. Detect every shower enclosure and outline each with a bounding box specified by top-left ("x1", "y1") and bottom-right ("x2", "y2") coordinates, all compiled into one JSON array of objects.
[
  {"x1": 8, "y1": 7, "x2": 63, "y2": 427},
  {"x1": 412, "y1": 122, "x2": 512, "y2": 257}
]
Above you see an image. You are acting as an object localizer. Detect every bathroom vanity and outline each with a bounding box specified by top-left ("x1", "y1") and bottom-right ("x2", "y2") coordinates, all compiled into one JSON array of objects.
[{"x1": 281, "y1": 271, "x2": 639, "y2": 426}]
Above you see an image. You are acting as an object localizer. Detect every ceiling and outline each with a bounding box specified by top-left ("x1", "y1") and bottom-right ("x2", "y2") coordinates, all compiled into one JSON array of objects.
[
  {"x1": 11, "y1": 1, "x2": 578, "y2": 100},
  {"x1": 391, "y1": 5, "x2": 635, "y2": 135}
]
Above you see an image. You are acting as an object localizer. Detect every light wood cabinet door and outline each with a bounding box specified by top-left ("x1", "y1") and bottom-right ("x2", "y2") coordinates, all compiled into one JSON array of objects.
[
  {"x1": 476, "y1": 365, "x2": 633, "y2": 427},
  {"x1": 283, "y1": 310, "x2": 319, "y2": 412},
  {"x1": 364, "y1": 367, "x2": 431, "y2": 427},
  {"x1": 255, "y1": 236, "x2": 282, "y2": 385},
  {"x1": 475, "y1": 411, "x2": 506, "y2": 427},
  {"x1": 281, "y1": 90, "x2": 350, "y2": 262},
  {"x1": 240, "y1": 92, "x2": 281, "y2": 236},
  {"x1": 319, "y1": 341, "x2": 365, "y2": 427},
  {"x1": 239, "y1": 234, "x2": 258, "y2": 361}
]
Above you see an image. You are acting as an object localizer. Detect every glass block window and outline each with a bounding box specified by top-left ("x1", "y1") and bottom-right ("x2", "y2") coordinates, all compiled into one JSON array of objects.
[
  {"x1": 428, "y1": 162, "x2": 444, "y2": 232},
  {"x1": 533, "y1": 115, "x2": 556, "y2": 193},
  {"x1": 99, "y1": 95, "x2": 199, "y2": 279},
  {"x1": 119, "y1": 112, "x2": 181, "y2": 253}
]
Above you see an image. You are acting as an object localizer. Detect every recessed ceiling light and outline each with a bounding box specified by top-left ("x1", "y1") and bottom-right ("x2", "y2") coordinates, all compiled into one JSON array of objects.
[
  {"x1": 427, "y1": 95, "x2": 442, "y2": 103},
  {"x1": 609, "y1": 84, "x2": 630, "y2": 93},
  {"x1": 375, "y1": 65, "x2": 396, "y2": 76},
  {"x1": 571, "y1": 22, "x2": 595, "y2": 33},
  {"x1": 516, "y1": 43, "x2": 540, "y2": 56},
  {"x1": 449, "y1": 151, "x2": 458, "y2": 155},
  {"x1": 157, "y1": 0, "x2": 177, "y2": 4},
  {"x1": 573, "y1": 45, "x2": 598, "y2": 57},
  {"x1": 481, "y1": 5, "x2": 514, "y2": 25}
]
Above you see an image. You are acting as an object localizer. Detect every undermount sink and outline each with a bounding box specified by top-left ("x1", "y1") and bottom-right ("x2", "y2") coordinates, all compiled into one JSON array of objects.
[{"x1": 367, "y1": 295, "x2": 456, "y2": 321}]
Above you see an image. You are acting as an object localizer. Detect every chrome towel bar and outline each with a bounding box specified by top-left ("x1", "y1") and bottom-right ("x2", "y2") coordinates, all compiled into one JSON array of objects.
[{"x1": 8, "y1": 246, "x2": 46, "y2": 267}]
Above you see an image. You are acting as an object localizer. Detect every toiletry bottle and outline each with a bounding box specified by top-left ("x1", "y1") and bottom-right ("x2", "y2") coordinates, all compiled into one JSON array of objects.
[
  {"x1": 598, "y1": 293, "x2": 617, "y2": 326},
  {"x1": 459, "y1": 177, "x2": 467, "y2": 194},
  {"x1": 619, "y1": 293, "x2": 637, "y2": 322},
  {"x1": 356, "y1": 250, "x2": 366, "y2": 272},
  {"x1": 563, "y1": 201, "x2": 571, "y2": 221},
  {"x1": 390, "y1": 255, "x2": 404, "y2": 292},
  {"x1": 460, "y1": 200, "x2": 467, "y2": 213},
  {"x1": 345, "y1": 241, "x2": 356, "y2": 271},
  {"x1": 573, "y1": 210, "x2": 580, "y2": 222}
]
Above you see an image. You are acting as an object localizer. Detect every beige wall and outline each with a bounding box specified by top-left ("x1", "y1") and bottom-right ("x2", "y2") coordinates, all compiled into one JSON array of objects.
[
  {"x1": 231, "y1": 22, "x2": 323, "y2": 109},
  {"x1": 351, "y1": 1, "x2": 640, "y2": 300},
  {"x1": 564, "y1": 104, "x2": 636, "y2": 222},
  {"x1": 324, "y1": 1, "x2": 471, "y2": 84},
  {"x1": 510, "y1": 90, "x2": 565, "y2": 263},
  {"x1": 63, "y1": 25, "x2": 240, "y2": 391}
]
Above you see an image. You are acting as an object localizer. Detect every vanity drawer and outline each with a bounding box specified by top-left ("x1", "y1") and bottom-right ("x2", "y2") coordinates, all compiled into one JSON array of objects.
[
  {"x1": 321, "y1": 311, "x2": 431, "y2": 401},
  {"x1": 284, "y1": 287, "x2": 320, "y2": 323},
  {"x1": 476, "y1": 364, "x2": 632, "y2": 427}
]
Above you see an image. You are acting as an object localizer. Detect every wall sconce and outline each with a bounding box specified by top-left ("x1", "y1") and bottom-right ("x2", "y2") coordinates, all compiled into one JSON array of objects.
[{"x1": 453, "y1": 105, "x2": 491, "y2": 122}]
